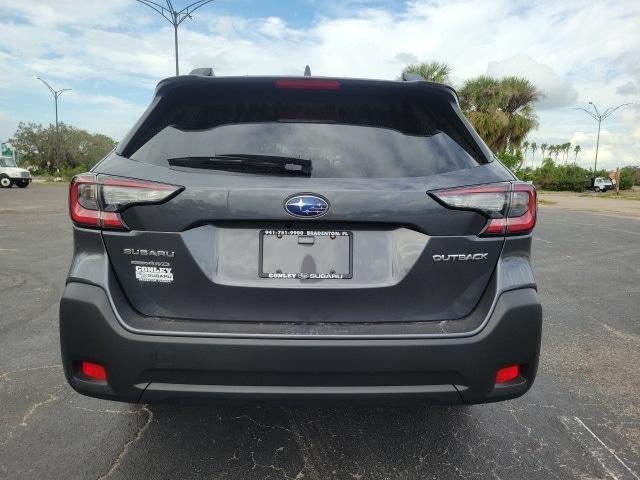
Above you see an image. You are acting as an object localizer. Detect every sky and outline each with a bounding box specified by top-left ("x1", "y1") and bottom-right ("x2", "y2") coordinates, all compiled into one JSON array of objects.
[{"x1": 0, "y1": 0, "x2": 639, "y2": 170}]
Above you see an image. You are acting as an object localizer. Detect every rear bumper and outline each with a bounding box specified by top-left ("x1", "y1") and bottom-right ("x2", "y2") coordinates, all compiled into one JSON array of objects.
[{"x1": 60, "y1": 282, "x2": 541, "y2": 405}]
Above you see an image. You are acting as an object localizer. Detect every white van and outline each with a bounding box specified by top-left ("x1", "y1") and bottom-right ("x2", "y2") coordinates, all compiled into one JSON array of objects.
[{"x1": 588, "y1": 177, "x2": 613, "y2": 192}]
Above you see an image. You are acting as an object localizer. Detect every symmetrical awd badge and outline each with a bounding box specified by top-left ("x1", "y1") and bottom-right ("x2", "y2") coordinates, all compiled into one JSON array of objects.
[{"x1": 284, "y1": 194, "x2": 329, "y2": 218}]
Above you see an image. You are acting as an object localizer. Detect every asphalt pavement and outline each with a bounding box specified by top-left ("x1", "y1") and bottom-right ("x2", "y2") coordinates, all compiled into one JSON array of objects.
[{"x1": 1, "y1": 184, "x2": 639, "y2": 480}]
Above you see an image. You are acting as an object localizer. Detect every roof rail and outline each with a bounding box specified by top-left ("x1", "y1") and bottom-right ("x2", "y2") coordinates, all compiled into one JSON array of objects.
[
  {"x1": 189, "y1": 67, "x2": 215, "y2": 77},
  {"x1": 401, "y1": 71, "x2": 424, "y2": 81},
  {"x1": 304, "y1": 65, "x2": 311, "y2": 77}
]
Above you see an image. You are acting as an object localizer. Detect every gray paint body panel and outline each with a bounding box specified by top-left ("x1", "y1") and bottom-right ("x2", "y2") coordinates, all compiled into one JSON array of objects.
[
  {"x1": 68, "y1": 229, "x2": 534, "y2": 337},
  {"x1": 90, "y1": 154, "x2": 515, "y2": 324}
]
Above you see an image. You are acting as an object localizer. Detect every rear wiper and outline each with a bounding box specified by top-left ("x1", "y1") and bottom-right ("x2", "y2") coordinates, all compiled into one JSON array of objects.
[{"x1": 167, "y1": 154, "x2": 312, "y2": 177}]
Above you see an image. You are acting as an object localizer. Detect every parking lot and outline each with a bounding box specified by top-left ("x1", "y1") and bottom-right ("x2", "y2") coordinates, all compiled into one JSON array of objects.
[{"x1": 1, "y1": 184, "x2": 639, "y2": 480}]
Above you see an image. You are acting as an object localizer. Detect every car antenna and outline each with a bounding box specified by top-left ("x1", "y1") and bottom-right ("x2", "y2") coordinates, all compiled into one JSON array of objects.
[{"x1": 304, "y1": 65, "x2": 311, "y2": 77}]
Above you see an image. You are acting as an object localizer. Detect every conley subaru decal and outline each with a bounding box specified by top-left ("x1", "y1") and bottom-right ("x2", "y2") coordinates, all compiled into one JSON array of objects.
[{"x1": 284, "y1": 194, "x2": 329, "y2": 218}]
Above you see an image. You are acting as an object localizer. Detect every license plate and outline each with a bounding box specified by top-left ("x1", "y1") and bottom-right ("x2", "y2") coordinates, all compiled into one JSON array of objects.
[{"x1": 259, "y1": 229, "x2": 352, "y2": 279}]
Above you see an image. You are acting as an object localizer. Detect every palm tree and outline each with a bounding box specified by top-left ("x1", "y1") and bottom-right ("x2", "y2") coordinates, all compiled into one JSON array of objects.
[
  {"x1": 402, "y1": 62, "x2": 451, "y2": 84},
  {"x1": 530, "y1": 142, "x2": 537, "y2": 169},
  {"x1": 573, "y1": 145, "x2": 581, "y2": 164},
  {"x1": 459, "y1": 76, "x2": 541, "y2": 153},
  {"x1": 521, "y1": 141, "x2": 529, "y2": 169},
  {"x1": 499, "y1": 77, "x2": 542, "y2": 151},
  {"x1": 540, "y1": 143, "x2": 548, "y2": 160},
  {"x1": 564, "y1": 143, "x2": 571, "y2": 164},
  {"x1": 459, "y1": 76, "x2": 508, "y2": 152}
]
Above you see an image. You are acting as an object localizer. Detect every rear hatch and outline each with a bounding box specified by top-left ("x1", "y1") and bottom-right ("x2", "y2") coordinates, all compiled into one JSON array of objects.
[{"x1": 94, "y1": 76, "x2": 514, "y2": 324}]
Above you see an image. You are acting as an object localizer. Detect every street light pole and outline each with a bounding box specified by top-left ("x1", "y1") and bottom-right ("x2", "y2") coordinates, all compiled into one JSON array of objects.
[
  {"x1": 594, "y1": 115, "x2": 601, "y2": 173},
  {"x1": 33, "y1": 75, "x2": 71, "y2": 172},
  {"x1": 135, "y1": 1, "x2": 216, "y2": 76},
  {"x1": 574, "y1": 102, "x2": 633, "y2": 175},
  {"x1": 174, "y1": 22, "x2": 179, "y2": 75}
]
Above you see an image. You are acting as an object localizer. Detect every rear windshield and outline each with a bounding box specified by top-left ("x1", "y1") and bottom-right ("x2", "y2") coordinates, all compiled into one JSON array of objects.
[{"x1": 126, "y1": 86, "x2": 483, "y2": 178}]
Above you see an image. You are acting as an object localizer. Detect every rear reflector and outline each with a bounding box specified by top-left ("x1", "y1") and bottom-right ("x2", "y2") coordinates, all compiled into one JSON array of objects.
[
  {"x1": 275, "y1": 79, "x2": 341, "y2": 90},
  {"x1": 81, "y1": 361, "x2": 107, "y2": 381},
  {"x1": 69, "y1": 174, "x2": 182, "y2": 230},
  {"x1": 495, "y1": 365, "x2": 520, "y2": 384},
  {"x1": 430, "y1": 182, "x2": 537, "y2": 236}
]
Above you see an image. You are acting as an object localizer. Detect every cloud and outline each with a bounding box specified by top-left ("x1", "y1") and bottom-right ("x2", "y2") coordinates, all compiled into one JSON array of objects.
[
  {"x1": 616, "y1": 81, "x2": 639, "y2": 95},
  {"x1": 486, "y1": 55, "x2": 578, "y2": 109},
  {"x1": 3, "y1": 0, "x2": 133, "y2": 28},
  {"x1": 395, "y1": 52, "x2": 419, "y2": 65},
  {"x1": 257, "y1": 16, "x2": 300, "y2": 38}
]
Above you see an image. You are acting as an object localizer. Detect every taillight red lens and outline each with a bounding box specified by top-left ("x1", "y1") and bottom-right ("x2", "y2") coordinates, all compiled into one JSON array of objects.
[
  {"x1": 430, "y1": 182, "x2": 536, "y2": 236},
  {"x1": 495, "y1": 364, "x2": 520, "y2": 384},
  {"x1": 69, "y1": 174, "x2": 101, "y2": 228},
  {"x1": 69, "y1": 174, "x2": 182, "y2": 230},
  {"x1": 506, "y1": 183, "x2": 537, "y2": 234},
  {"x1": 275, "y1": 79, "x2": 341, "y2": 90},
  {"x1": 81, "y1": 361, "x2": 107, "y2": 381}
]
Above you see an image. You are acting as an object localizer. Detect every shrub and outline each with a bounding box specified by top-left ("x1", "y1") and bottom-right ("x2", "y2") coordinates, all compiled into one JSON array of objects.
[
  {"x1": 619, "y1": 167, "x2": 637, "y2": 190},
  {"x1": 531, "y1": 159, "x2": 588, "y2": 192}
]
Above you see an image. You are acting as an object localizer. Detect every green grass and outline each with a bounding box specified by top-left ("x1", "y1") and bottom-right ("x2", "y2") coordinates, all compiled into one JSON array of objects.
[{"x1": 578, "y1": 190, "x2": 640, "y2": 201}]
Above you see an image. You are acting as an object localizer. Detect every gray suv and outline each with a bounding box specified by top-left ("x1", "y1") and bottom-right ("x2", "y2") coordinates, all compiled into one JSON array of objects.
[{"x1": 60, "y1": 72, "x2": 541, "y2": 404}]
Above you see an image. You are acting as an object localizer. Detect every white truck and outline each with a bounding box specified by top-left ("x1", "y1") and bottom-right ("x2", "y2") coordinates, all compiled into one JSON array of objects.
[
  {"x1": 586, "y1": 176, "x2": 613, "y2": 193},
  {"x1": 0, "y1": 155, "x2": 32, "y2": 188}
]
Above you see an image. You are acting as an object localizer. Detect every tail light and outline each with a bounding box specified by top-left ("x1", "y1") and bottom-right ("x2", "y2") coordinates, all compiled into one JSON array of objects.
[
  {"x1": 430, "y1": 182, "x2": 537, "y2": 236},
  {"x1": 69, "y1": 174, "x2": 182, "y2": 230}
]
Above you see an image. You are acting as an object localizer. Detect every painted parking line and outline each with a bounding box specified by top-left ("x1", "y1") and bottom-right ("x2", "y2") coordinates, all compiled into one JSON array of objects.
[{"x1": 560, "y1": 415, "x2": 639, "y2": 480}]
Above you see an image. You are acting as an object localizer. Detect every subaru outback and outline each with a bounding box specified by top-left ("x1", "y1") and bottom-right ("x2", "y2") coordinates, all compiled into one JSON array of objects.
[{"x1": 60, "y1": 70, "x2": 541, "y2": 404}]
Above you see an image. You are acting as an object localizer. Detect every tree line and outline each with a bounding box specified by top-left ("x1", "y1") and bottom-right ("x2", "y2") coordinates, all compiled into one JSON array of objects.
[
  {"x1": 521, "y1": 142, "x2": 581, "y2": 168},
  {"x1": 500, "y1": 155, "x2": 638, "y2": 191},
  {"x1": 9, "y1": 122, "x2": 116, "y2": 176}
]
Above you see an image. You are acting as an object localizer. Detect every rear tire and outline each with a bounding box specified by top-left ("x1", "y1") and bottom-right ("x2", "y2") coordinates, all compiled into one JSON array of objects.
[
  {"x1": 594, "y1": 186, "x2": 601, "y2": 192},
  {"x1": 0, "y1": 175, "x2": 12, "y2": 188}
]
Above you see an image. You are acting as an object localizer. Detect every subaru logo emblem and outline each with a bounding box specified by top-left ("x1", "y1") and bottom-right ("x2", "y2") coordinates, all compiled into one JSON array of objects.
[{"x1": 284, "y1": 194, "x2": 329, "y2": 218}]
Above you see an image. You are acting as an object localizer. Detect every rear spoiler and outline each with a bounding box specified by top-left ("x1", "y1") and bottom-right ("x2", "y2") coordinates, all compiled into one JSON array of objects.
[{"x1": 116, "y1": 76, "x2": 477, "y2": 160}]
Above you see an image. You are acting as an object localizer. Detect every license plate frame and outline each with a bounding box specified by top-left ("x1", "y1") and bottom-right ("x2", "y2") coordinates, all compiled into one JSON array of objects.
[{"x1": 259, "y1": 229, "x2": 353, "y2": 279}]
